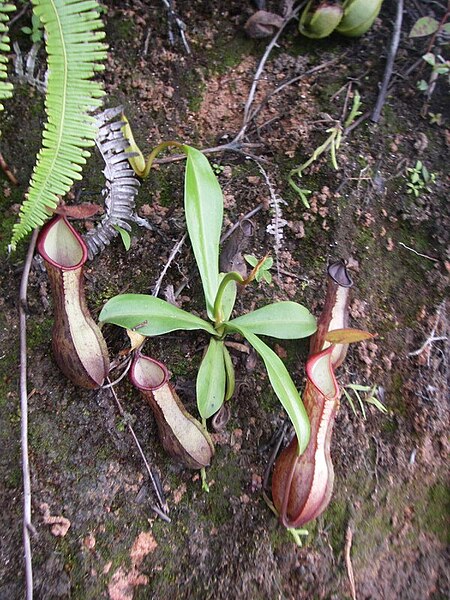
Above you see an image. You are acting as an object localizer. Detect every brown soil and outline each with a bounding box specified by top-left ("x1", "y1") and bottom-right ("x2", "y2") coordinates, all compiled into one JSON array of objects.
[{"x1": 0, "y1": 1, "x2": 449, "y2": 599}]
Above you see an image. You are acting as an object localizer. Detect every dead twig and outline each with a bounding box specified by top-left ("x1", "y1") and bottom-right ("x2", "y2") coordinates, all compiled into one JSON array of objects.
[
  {"x1": 345, "y1": 526, "x2": 357, "y2": 600},
  {"x1": 235, "y1": 2, "x2": 306, "y2": 142},
  {"x1": 372, "y1": 0, "x2": 404, "y2": 123},
  {"x1": 160, "y1": 0, "x2": 190, "y2": 54},
  {"x1": 107, "y1": 380, "x2": 171, "y2": 522},
  {"x1": 408, "y1": 301, "x2": 447, "y2": 360},
  {"x1": 152, "y1": 232, "x2": 187, "y2": 297},
  {"x1": 0, "y1": 152, "x2": 19, "y2": 185},
  {"x1": 19, "y1": 228, "x2": 39, "y2": 600},
  {"x1": 398, "y1": 241, "x2": 439, "y2": 263}
]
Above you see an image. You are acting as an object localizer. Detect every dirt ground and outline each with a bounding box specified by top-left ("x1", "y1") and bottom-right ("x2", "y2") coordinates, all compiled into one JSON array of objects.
[{"x1": 0, "y1": 1, "x2": 449, "y2": 598}]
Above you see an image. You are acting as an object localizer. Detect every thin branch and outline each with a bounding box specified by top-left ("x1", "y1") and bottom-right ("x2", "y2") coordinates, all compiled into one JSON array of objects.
[
  {"x1": 0, "y1": 152, "x2": 19, "y2": 185},
  {"x1": 408, "y1": 300, "x2": 447, "y2": 360},
  {"x1": 398, "y1": 241, "x2": 439, "y2": 262},
  {"x1": 220, "y1": 204, "x2": 263, "y2": 243},
  {"x1": 19, "y1": 228, "x2": 39, "y2": 600},
  {"x1": 246, "y1": 56, "x2": 342, "y2": 128},
  {"x1": 372, "y1": 0, "x2": 404, "y2": 123},
  {"x1": 236, "y1": 2, "x2": 306, "y2": 141},
  {"x1": 152, "y1": 232, "x2": 187, "y2": 297},
  {"x1": 344, "y1": 526, "x2": 357, "y2": 600},
  {"x1": 106, "y1": 380, "x2": 170, "y2": 521}
]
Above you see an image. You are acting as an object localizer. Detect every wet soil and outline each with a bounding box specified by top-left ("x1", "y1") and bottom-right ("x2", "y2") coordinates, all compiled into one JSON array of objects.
[{"x1": 0, "y1": 1, "x2": 449, "y2": 599}]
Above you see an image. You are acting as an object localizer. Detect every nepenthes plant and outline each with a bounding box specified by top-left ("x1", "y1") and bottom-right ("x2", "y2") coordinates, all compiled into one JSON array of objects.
[{"x1": 99, "y1": 144, "x2": 318, "y2": 454}]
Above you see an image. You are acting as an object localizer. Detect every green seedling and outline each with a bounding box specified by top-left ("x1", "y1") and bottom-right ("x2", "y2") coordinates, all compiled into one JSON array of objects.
[
  {"x1": 406, "y1": 160, "x2": 436, "y2": 198},
  {"x1": 113, "y1": 225, "x2": 131, "y2": 251},
  {"x1": 212, "y1": 162, "x2": 225, "y2": 176},
  {"x1": 100, "y1": 142, "x2": 317, "y2": 453},
  {"x1": 21, "y1": 11, "x2": 43, "y2": 44},
  {"x1": 288, "y1": 90, "x2": 362, "y2": 207},
  {"x1": 244, "y1": 254, "x2": 273, "y2": 284},
  {"x1": 342, "y1": 384, "x2": 387, "y2": 419}
]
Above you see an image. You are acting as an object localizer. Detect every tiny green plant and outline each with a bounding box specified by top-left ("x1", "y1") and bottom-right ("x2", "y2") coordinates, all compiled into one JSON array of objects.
[
  {"x1": 405, "y1": 160, "x2": 437, "y2": 198},
  {"x1": 342, "y1": 383, "x2": 387, "y2": 419},
  {"x1": 212, "y1": 162, "x2": 224, "y2": 176},
  {"x1": 21, "y1": 11, "x2": 43, "y2": 44},
  {"x1": 244, "y1": 254, "x2": 273, "y2": 284},
  {"x1": 100, "y1": 145, "x2": 317, "y2": 452},
  {"x1": 288, "y1": 90, "x2": 362, "y2": 207}
]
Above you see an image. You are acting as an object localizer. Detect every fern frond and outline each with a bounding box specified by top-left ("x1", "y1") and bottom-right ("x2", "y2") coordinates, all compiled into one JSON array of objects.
[
  {"x1": 10, "y1": 0, "x2": 107, "y2": 249},
  {"x1": 0, "y1": 2, "x2": 15, "y2": 115},
  {"x1": 83, "y1": 107, "x2": 141, "y2": 259}
]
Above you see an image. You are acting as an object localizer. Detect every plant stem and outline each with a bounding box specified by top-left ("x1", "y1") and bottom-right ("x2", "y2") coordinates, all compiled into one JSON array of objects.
[
  {"x1": 19, "y1": 228, "x2": 39, "y2": 600},
  {"x1": 213, "y1": 272, "x2": 244, "y2": 325},
  {"x1": 139, "y1": 140, "x2": 184, "y2": 178}
]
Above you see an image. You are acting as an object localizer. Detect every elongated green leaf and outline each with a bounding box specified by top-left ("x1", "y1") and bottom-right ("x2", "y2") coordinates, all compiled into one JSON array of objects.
[
  {"x1": 10, "y1": 0, "x2": 107, "y2": 248},
  {"x1": 99, "y1": 294, "x2": 216, "y2": 336},
  {"x1": 218, "y1": 272, "x2": 236, "y2": 322},
  {"x1": 227, "y1": 301, "x2": 316, "y2": 339},
  {"x1": 228, "y1": 324, "x2": 310, "y2": 454},
  {"x1": 222, "y1": 344, "x2": 235, "y2": 401},
  {"x1": 183, "y1": 145, "x2": 222, "y2": 319},
  {"x1": 197, "y1": 338, "x2": 226, "y2": 419}
]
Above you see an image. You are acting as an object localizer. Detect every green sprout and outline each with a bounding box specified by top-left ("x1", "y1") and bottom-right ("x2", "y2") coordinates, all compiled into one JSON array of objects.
[
  {"x1": 244, "y1": 254, "x2": 273, "y2": 284},
  {"x1": 342, "y1": 384, "x2": 387, "y2": 420}
]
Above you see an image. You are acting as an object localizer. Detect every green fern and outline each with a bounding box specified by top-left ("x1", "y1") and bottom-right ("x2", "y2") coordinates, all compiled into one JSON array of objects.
[
  {"x1": 10, "y1": 0, "x2": 107, "y2": 249},
  {"x1": 0, "y1": 2, "x2": 15, "y2": 115}
]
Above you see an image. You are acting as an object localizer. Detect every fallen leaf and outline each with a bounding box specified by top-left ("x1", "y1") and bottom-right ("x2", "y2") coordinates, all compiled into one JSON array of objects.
[
  {"x1": 324, "y1": 329, "x2": 374, "y2": 345},
  {"x1": 55, "y1": 203, "x2": 102, "y2": 219}
]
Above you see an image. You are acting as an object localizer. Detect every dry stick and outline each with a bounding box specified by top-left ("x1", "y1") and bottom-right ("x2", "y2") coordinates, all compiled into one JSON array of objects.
[
  {"x1": 398, "y1": 241, "x2": 439, "y2": 263},
  {"x1": 0, "y1": 152, "x2": 19, "y2": 185},
  {"x1": 19, "y1": 228, "x2": 39, "y2": 600},
  {"x1": 107, "y1": 380, "x2": 171, "y2": 522},
  {"x1": 372, "y1": 0, "x2": 404, "y2": 123},
  {"x1": 236, "y1": 2, "x2": 306, "y2": 142},
  {"x1": 408, "y1": 300, "x2": 447, "y2": 358},
  {"x1": 152, "y1": 232, "x2": 187, "y2": 297},
  {"x1": 220, "y1": 204, "x2": 263, "y2": 243},
  {"x1": 345, "y1": 526, "x2": 357, "y2": 600},
  {"x1": 247, "y1": 56, "x2": 342, "y2": 128}
]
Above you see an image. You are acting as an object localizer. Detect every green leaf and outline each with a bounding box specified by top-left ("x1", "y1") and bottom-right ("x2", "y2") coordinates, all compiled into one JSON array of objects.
[
  {"x1": 263, "y1": 271, "x2": 272, "y2": 284},
  {"x1": 218, "y1": 272, "x2": 236, "y2": 322},
  {"x1": 197, "y1": 338, "x2": 226, "y2": 418},
  {"x1": 222, "y1": 344, "x2": 235, "y2": 401},
  {"x1": 99, "y1": 294, "x2": 216, "y2": 336},
  {"x1": 228, "y1": 324, "x2": 310, "y2": 454},
  {"x1": 113, "y1": 225, "x2": 131, "y2": 251},
  {"x1": 442, "y1": 23, "x2": 450, "y2": 35},
  {"x1": 244, "y1": 254, "x2": 258, "y2": 267},
  {"x1": 10, "y1": 0, "x2": 107, "y2": 248},
  {"x1": 417, "y1": 80, "x2": 428, "y2": 91},
  {"x1": 422, "y1": 52, "x2": 436, "y2": 66},
  {"x1": 183, "y1": 145, "x2": 222, "y2": 319},
  {"x1": 227, "y1": 301, "x2": 316, "y2": 340},
  {"x1": 409, "y1": 17, "x2": 439, "y2": 38}
]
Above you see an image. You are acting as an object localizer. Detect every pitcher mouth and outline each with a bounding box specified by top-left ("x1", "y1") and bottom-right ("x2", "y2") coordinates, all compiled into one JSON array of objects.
[
  {"x1": 130, "y1": 353, "x2": 169, "y2": 391},
  {"x1": 37, "y1": 215, "x2": 88, "y2": 271}
]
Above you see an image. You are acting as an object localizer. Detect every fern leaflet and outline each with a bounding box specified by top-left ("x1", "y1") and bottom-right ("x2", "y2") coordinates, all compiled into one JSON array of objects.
[
  {"x1": 0, "y1": 2, "x2": 15, "y2": 116},
  {"x1": 10, "y1": 0, "x2": 107, "y2": 249}
]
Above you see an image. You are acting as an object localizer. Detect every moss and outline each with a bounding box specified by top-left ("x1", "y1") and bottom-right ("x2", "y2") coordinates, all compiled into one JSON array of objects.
[
  {"x1": 388, "y1": 372, "x2": 407, "y2": 417},
  {"x1": 415, "y1": 483, "x2": 450, "y2": 544},
  {"x1": 27, "y1": 317, "x2": 53, "y2": 350},
  {"x1": 325, "y1": 498, "x2": 349, "y2": 554}
]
